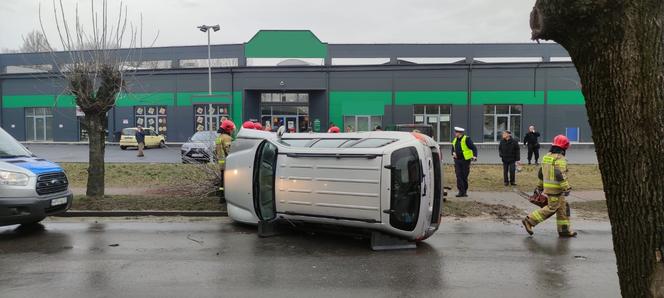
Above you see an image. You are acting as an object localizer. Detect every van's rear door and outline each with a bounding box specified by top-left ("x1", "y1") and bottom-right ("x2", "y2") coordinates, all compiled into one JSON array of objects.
[{"x1": 275, "y1": 151, "x2": 383, "y2": 223}]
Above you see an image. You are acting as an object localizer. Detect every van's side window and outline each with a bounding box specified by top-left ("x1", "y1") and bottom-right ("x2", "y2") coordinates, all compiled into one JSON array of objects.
[
  {"x1": 389, "y1": 147, "x2": 421, "y2": 231},
  {"x1": 253, "y1": 141, "x2": 278, "y2": 221}
]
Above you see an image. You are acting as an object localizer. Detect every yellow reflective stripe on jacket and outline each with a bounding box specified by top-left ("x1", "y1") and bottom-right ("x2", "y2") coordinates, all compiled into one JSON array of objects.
[
  {"x1": 452, "y1": 135, "x2": 474, "y2": 160},
  {"x1": 531, "y1": 210, "x2": 545, "y2": 222},
  {"x1": 557, "y1": 219, "x2": 570, "y2": 226}
]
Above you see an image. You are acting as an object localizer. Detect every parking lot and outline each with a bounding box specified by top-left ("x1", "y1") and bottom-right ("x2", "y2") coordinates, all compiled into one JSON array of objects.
[{"x1": 0, "y1": 218, "x2": 619, "y2": 298}]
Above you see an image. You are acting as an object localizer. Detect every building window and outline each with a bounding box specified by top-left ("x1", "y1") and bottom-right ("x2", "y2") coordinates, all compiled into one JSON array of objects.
[
  {"x1": 483, "y1": 105, "x2": 522, "y2": 142},
  {"x1": 194, "y1": 104, "x2": 230, "y2": 132},
  {"x1": 25, "y1": 107, "x2": 53, "y2": 141},
  {"x1": 261, "y1": 93, "x2": 309, "y2": 103},
  {"x1": 135, "y1": 106, "x2": 168, "y2": 135},
  {"x1": 343, "y1": 115, "x2": 382, "y2": 132},
  {"x1": 413, "y1": 105, "x2": 452, "y2": 142}
]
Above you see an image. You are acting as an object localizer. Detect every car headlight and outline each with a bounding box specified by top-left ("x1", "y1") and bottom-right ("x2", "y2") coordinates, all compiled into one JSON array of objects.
[{"x1": 0, "y1": 171, "x2": 30, "y2": 186}]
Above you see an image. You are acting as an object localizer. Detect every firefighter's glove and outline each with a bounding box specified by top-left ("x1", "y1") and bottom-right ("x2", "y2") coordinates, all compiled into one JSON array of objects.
[{"x1": 563, "y1": 190, "x2": 571, "y2": 197}]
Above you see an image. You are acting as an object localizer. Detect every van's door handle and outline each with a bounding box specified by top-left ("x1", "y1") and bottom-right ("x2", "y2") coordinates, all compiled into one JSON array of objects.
[
  {"x1": 422, "y1": 184, "x2": 427, "y2": 197},
  {"x1": 383, "y1": 209, "x2": 396, "y2": 214}
]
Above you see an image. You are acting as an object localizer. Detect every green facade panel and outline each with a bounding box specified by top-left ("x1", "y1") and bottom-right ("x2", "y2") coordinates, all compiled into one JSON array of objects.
[
  {"x1": 548, "y1": 90, "x2": 585, "y2": 105},
  {"x1": 395, "y1": 91, "x2": 467, "y2": 106},
  {"x1": 116, "y1": 92, "x2": 175, "y2": 107},
  {"x1": 329, "y1": 91, "x2": 392, "y2": 127},
  {"x1": 471, "y1": 91, "x2": 545, "y2": 105},
  {"x1": 245, "y1": 30, "x2": 327, "y2": 58},
  {"x1": 176, "y1": 92, "x2": 233, "y2": 106},
  {"x1": 2, "y1": 95, "x2": 76, "y2": 108},
  {"x1": 231, "y1": 91, "x2": 242, "y2": 126}
]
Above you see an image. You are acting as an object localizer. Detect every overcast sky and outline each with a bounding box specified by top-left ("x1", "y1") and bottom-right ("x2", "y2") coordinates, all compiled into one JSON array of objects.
[{"x1": 0, "y1": 0, "x2": 536, "y2": 50}]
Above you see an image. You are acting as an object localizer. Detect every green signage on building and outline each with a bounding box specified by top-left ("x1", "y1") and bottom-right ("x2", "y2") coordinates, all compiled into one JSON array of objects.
[{"x1": 313, "y1": 118, "x2": 321, "y2": 132}]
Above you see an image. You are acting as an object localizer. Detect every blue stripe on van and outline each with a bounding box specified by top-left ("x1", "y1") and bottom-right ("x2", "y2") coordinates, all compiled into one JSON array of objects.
[{"x1": 6, "y1": 158, "x2": 64, "y2": 175}]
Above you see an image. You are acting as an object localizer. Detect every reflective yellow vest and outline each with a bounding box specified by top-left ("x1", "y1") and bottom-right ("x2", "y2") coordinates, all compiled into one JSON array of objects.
[
  {"x1": 215, "y1": 133, "x2": 233, "y2": 167},
  {"x1": 452, "y1": 135, "x2": 474, "y2": 160},
  {"x1": 539, "y1": 153, "x2": 570, "y2": 195}
]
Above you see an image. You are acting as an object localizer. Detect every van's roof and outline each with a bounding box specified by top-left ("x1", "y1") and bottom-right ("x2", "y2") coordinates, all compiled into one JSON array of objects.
[{"x1": 236, "y1": 128, "x2": 437, "y2": 151}]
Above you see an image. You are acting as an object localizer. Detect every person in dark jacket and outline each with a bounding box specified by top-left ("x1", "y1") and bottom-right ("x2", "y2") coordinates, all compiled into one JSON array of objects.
[
  {"x1": 499, "y1": 130, "x2": 520, "y2": 186},
  {"x1": 523, "y1": 125, "x2": 541, "y2": 165},
  {"x1": 135, "y1": 126, "x2": 146, "y2": 158},
  {"x1": 451, "y1": 127, "x2": 478, "y2": 197}
]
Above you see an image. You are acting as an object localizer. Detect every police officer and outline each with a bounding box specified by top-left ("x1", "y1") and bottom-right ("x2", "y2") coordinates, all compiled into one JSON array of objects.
[
  {"x1": 451, "y1": 127, "x2": 478, "y2": 197},
  {"x1": 216, "y1": 120, "x2": 236, "y2": 202},
  {"x1": 522, "y1": 135, "x2": 577, "y2": 237}
]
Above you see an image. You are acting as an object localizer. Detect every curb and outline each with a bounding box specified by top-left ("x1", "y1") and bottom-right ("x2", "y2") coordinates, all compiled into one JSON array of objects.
[{"x1": 56, "y1": 210, "x2": 228, "y2": 217}]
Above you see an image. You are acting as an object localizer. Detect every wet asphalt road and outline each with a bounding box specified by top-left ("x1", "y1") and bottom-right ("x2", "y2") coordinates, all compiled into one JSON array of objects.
[
  {"x1": 26, "y1": 144, "x2": 598, "y2": 164},
  {"x1": 0, "y1": 218, "x2": 618, "y2": 298}
]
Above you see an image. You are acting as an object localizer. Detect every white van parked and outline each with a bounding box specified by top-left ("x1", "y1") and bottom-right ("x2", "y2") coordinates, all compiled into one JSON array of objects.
[{"x1": 224, "y1": 128, "x2": 445, "y2": 247}]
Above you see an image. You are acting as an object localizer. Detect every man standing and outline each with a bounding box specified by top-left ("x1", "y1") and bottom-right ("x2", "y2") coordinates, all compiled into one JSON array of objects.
[
  {"x1": 498, "y1": 130, "x2": 521, "y2": 186},
  {"x1": 135, "y1": 126, "x2": 145, "y2": 158},
  {"x1": 216, "y1": 120, "x2": 236, "y2": 202},
  {"x1": 523, "y1": 125, "x2": 541, "y2": 165},
  {"x1": 451, "y1": 127, "x2": 477, "y2": 197},
  {"x1": 522, "y1": 135, "x2": 577, "y2": 238}
]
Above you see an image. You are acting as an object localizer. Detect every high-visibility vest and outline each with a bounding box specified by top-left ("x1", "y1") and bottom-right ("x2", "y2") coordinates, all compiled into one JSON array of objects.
[
  {"x1": 452, "y1": 135, "x2": 474, "y2": 160},
  {"x1": 216, "y1": 134, "x2": 232, "y2": 166},
  {"x1": 541, "y1": 153, "x2": 570, "y2": 192}
]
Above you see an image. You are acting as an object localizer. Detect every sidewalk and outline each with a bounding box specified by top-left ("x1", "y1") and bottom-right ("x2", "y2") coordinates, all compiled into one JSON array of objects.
[{"x1": 450, "y1": 190, "x2": 605, "y2": 213}]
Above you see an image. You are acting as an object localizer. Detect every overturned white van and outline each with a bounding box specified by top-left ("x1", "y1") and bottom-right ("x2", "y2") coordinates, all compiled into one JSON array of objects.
[{"x1": 224, "y1": 128, "x2": 445, "y2": 246}]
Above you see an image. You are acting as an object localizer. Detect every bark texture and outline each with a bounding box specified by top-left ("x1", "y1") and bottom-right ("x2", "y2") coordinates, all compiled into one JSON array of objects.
[
  {"x1": 531, "y1": 1, "x2": 664, "y2": 297},
  {"x1": 69, "y1": 65, "x2": 122, "y2": 199}
]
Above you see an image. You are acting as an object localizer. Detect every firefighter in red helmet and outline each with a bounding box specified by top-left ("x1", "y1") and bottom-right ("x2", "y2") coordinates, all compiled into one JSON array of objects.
[
  {"x1": 216, "y1": 120, "x2": 236, "y2": 202},
  {"x1": 523, "y1": 135, "x2": 577, "y2": 237}
]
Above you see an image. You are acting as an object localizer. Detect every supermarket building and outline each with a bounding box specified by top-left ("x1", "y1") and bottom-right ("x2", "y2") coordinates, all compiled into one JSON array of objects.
[{"x1": 0, "y1": 30, "x2": 589, "y2": 143}]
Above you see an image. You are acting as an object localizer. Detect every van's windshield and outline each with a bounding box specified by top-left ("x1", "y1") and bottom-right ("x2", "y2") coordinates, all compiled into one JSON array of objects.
[{"x1": 0, "y1": 128, "x2": 33, "y2": 158}]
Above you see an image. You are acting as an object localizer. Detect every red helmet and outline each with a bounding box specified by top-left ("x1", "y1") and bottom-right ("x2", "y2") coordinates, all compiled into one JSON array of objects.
[
  {"x1": 220, "y1": 120, "x2": 236, "y2": 133},
  {"x1": 242, "y1": 121, "x2": 255, "y2": 129},
  {"x1": 253, "y1": 122, "x2": 263, "y2": 130},
  {"x1": 552, "y1": 135, "x2": 570, "y2": 150},
  {"x1": 329, "y1": 126, "x2": 340, "y2": 133}
]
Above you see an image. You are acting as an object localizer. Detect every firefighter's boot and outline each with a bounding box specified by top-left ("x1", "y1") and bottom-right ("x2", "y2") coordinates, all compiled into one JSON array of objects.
[
  {"x1": 558, "y1": 231, "x2": 577, "y2": 238},
  {"x1": 522, "y1": 217, "x2": 534, "y2": 235}
]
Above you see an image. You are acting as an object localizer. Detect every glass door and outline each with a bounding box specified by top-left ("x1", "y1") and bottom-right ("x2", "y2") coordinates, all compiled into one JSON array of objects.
[
  {"x1": 25, "y1": 108, "x2": 53, "y2": 141},
  {"x1": 494, "y1": 115, "x2": 509, "y2": 142},
  {"x1": 356, "y1": 116, "x2": 370, "y2": 132},
  {"x1": 284, "y1": 116, "x2": 297, "y2": 132},
  {"x1": 426, "y1": 115, "x2": 439, "y2": 142}
]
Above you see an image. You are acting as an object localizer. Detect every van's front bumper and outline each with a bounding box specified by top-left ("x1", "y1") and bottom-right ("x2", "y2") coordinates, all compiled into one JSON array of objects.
[{"x1": 0, "y1": 191, "x2": 73, "y2": 227}]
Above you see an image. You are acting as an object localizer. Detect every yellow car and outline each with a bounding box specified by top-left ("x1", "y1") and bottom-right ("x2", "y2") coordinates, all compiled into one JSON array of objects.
[{"x1": 119, "y1": 127, "x2": 166, "y2": 150}]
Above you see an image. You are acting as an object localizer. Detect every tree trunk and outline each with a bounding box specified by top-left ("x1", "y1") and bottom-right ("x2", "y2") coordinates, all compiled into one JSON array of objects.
[
  {"x1": 85, "y1": 112, "x2": 106, "y2": 198},
  {"x1": 531, "y1": 1, "x2": 664, "y2": 296}
]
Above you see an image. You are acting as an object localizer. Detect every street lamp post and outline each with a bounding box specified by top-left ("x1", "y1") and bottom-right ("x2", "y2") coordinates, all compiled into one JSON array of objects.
[{"x1": 197, "y1": 24, "x2": 220, "y2": 131}]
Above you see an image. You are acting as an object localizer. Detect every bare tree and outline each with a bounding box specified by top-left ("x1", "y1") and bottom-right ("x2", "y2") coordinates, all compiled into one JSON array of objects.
[
  {"x1": 20, "y1": 30, "x2": 51, "y2": 53},
  {"x1": 39, "y1": 0, "x2": 142, "y2": 199},
  {"x1": 530, "y1": 1, "x2": 664, "y2": 296}
]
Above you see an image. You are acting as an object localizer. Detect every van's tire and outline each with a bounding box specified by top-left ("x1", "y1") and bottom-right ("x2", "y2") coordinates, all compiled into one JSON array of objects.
[
  {"x1": 18, "y1": 218, "x2": 45, "y2": 228},
  {"x1": 120, "y1": 146, "x2": 127, "y2": 150},
  {"x1": 159, "y1": 140, "x2": 166, "y2": 148}
]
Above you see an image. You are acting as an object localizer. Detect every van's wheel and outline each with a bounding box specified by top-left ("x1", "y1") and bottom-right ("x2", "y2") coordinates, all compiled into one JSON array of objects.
[
  {"x1": 18, "y1": 218, "x2": 46, "y2": 230},
  {"x1": 159, "y1": 140, "x2": 166, "y2": 148},
  {"x1": 120, "y1": 146, "x2": 127, "y2": 150}
]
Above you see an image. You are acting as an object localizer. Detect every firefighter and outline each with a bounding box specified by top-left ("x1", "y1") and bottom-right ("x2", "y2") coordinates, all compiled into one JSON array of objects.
[
  {"x1": 522, "y1": 135, "x2": 577, "y2": 238},
  {"x1": 216, "y1": 120, "x2": 236, "y2": 202}
]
